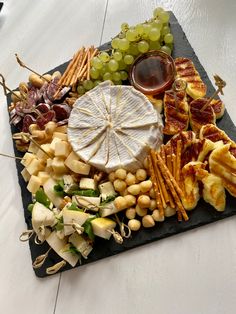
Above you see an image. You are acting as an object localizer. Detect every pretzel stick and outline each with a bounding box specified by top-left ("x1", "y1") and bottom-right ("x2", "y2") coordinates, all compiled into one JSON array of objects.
[
  {"x1": 166, "y1": 154, "x2": 172, "y2": 175},
  {"x1": 160, "y1": 145, "x2": 166, "y2": 164},
  {"x1": 86, "y1": 49, "x2": 91, "y2": 80},
  {"x1": 172, "y1": 153, "x2": 177, "y2": 180},
  {"x1": 77, "y1": 48, "x2": 89, "y2": 78},
  {"x1": 176, "y1": 140, "x2": 182, "y2": 184},
  {"x1": 156, "y1": 153, "x2": 188, "y2": 221},
  {"x1": 71, "y1": 48, "x2": 85, "y2": 85},
  {"x1": 64, "y1": 49, "x2": 84, "y2": 86},
  {"x1": 59, "y1": 49, "x2": 81, "y2": 86},
  {"x1": 148, "y1": 155, "x2": 163, "y2": 213}
]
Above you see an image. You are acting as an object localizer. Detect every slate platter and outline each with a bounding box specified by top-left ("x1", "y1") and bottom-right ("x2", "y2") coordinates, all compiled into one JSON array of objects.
[{"x1": 8, "y1": 12, "x2": 236, "y2": 277}]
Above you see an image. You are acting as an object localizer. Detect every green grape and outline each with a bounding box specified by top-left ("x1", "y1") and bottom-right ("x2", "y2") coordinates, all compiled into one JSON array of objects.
[
  {"x1": 111, "y1": 37, "x2": 120, "y2": 49},
  {"x1": 138, "y1": 40, "x2": 149, "y2": 53},
  {"x1": 100, "y1": 63, "x2": 108, "y2": 75},
  {"x1": 148, "y1": 28, "x2": 160, "y2": 41},
  {"x1": 113, "y1": 51, "x2": 123, "y2": 61},
  {"x1": 126, "y1": 29, "x2": 138, "y2": 42},
  {"x1": 151, "y1": 20, "x2": 163, "y2": 30},
  {"x1": 164, "y1": 33, "x2": 173, "y2": 44},
  {"x1": 112, "y1": 72, "x2": 121, "y2": 81},
  {"x1": 121, "y1": 22, "x2": 129, "y2": 32},
  {"x1": 108, "y1": 59, "x2": 119, "y2": 72},
  {"x1": 103, "y1": 72, "x2": 113, "y2": 81},
  {"x1": 124, "y1": 54, "x2": 134, "y2": 65},
  {"x1": 92, "y1": 56, "x2": 103, "y2": 70},
  {"x1": 161, "y1": 25, "x2": 170, "y2": 35},
  {"x1": 77, "y1": 85, "x2": 85, "y2": 95},
  {"x1": 83, "y1": 80, "x2": 94, "y2": 90},
  {"x1": 135, "y1": 23, "x2": 144, "y2": 35},
  {"x1": 120, "y1": 70, "x2": 128, "y2": 80},
  {"x1": 118, "y1": 38, "x2": 130, "y2": 51},
  {"x1": 161, "y1": 45, "x2": 171, "y2": 55},
  {"x1": 114, "y1": 80, "x2": 122, "y2": 85},
  {"x1": 99, "y1": 51, "x2": 110, "y2": 62},
  {"x1": 90, "y1": 67, "x2": 100, "y2": 79},
  {"x1": 143, "y1": 23, "x2": 151, "y2": 36},
  {"x1": 153, "y1": 7, "x2": 164, "y2": 18},
  {"x1": 141, "y1": 33, "x2": 149, "y2": 40},
  {"x1": 118, "y1": 59, "x2": 127, "y2": 70},
  {"x1": 166, "y1": 43, "x2": 173, "y2": 50},
  {"x1": 94, "y1": 80, "x2": 102, "y2": 87},
  {"x1": 159, "y1": 11, "x2": 170, "y2": 23},
  {"x1": 149, "y1": 40, "x2": 161, "y2": 50},
  {"x1": 129, "y1": 42, "x2": 139, "y2": 56}
]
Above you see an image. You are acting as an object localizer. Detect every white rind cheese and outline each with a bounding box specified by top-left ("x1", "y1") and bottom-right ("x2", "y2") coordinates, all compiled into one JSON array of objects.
[{"x1": 68, "y1": 81, "x2": 163, "y2": 172}]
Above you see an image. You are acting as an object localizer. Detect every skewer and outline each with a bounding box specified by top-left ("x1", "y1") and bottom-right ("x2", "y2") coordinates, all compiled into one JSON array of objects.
[
  {"x1": 200, "y1": 74, "x2": 226, "y2": 112},
  {"x1": 24, "y1": 134, "x2": 52, "y2": 158},
  {"x1": 0, "y1": 74, "x2": 25, "y2": 100},
  {"x1": 0, "y1": 153, "x2": 24, "y2": 160}
]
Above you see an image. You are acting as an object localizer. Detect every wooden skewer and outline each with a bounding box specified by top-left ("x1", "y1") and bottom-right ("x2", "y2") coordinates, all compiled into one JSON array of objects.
[
  {"x1": 0, "y1": 153, "x2": 24, "y2": 161},
  {"x1": 0, "y1": 74, "x2": 25, "y2": 100},
  {"x1": 24, "y1": 134, "x2": 51, "y2": 158}
]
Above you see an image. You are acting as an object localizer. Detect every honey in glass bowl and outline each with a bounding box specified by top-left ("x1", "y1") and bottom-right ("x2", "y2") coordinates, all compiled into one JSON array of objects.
[{"x1": 129, "y1": 50, "x2": 176, "y2": 95}]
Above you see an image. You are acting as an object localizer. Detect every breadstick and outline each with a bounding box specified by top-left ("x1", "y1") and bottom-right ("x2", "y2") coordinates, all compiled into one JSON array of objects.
[
  {"x1": 71, "y1": 48, "x2": 85, "y2": 85},
  {"x1": 176, "y1": 140, "x2": 182, "y2": 184},
  {"x1": 148, "y1": 155, "x2": 163, "y2": 213},
  {"x1": 172, "y1": 153, "x2": 177, "y2": 180},
  {"x1": 59, "y1": 48, "x2": 82, "y2": 86},
  {"x1": 87, "y1": 49, "x2": 91, "y2": 80},
  {"x1": 160, "y1": 144, "x2": 166, "y2": 164},
  {"x1": 64, "y1": 49, "x2": 83, "y2": 86},
  {"x1": 166, "y1": 154, "x2": 172, "y2": 175},
  {"x1": 77, "y1": 48, "x2": 89, "y2": 78}
]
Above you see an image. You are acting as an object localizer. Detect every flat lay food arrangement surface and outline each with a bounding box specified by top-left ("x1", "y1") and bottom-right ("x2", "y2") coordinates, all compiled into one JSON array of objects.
[{"x1": 2, "y1": 7, "x2": 235, "y2": 277}]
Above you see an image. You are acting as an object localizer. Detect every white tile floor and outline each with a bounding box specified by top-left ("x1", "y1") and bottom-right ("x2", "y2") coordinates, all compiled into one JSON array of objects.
[{"x1": 0, "y1": 1, "x2": 236, "y2": 313}]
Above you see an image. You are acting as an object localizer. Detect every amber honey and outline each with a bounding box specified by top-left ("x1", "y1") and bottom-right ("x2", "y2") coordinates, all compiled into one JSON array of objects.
[{"x1": 129, "y1": 50, "x2": 176, "y2": 95}]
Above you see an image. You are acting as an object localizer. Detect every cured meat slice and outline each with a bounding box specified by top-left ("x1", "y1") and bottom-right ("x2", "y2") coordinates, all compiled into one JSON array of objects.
[
  {"x1": 189, "y1": 98, "x2": 216, "y2": 134},
  {"x1": 175, "y1": 57, "x2": 207, "y2": 99},
  {"x1": 52, "y1": 103, "x2": 71, "y2": 121},
  {"x1": 36, "y1": 103, "x2": 50, "y2": 113},
  {"x1": 22, "y1": 114, "x2": 36, "y2": 132},
  {"x1": 163, "y1": 90, "x2": 189, "y2": 135},
  {"x1": 36, "y1": 110, "x2": 55, "y2": 129}
]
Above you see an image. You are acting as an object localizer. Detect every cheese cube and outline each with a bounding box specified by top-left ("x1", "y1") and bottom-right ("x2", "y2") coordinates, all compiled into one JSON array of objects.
[
  {"x1": 45, "y1": 158, "x2": 53, "y2": 172},
  {"x1": 62, "y1": 204, "x2": 89, "y2": 236},
  {"x1": 53, "y1": 132, "x2": 68, "y2": 141},
  {"x1": 72, "y1": 196, "x2": 100, "y2": 211},
  {"x1": 36, "y1": 144, "x2": 53, "y2": 160},
  {"x1": 26, "y1": 158, "x2": 44, "y2": 175},
  {"x1": 70, "y1": 160, "x2": 90, "y2": 175},
  {"x1": 37, "y1": 171, "x2": 50, "y2": 184},
  {"x1": 51, "y1": 157, "x2": 68, "y2": 174},
  {"x1": 28, "y1": 142, "x2": 39, "y2": 154},
  {"x1": 43, "y1": 178, "x2": 63, "y2": 208},
  {"x1": 91, "y1": 218, "x2": 116, "y2": 240},
  {"x1": 50, "y1": 137, "x2": 62, "y2": 153},
  {"x1": 54, "y1": 140, "x2": 71, "y2": 158},
  {"x1": 27, "y1": 175, "x2": 41, "y2": 194},
  {"x1": 79, "y1": 178, "x2": 96, "y2": 190},
  {"x1": 99, "y1": 181, "x2": 116, "y2": 200},
  {"x1": 99, "y1": 202, "x2": 121, "y2": 217},
  {"x1": 69, "y1": 233, "x2": 93, "y2": 258},
  {"x1": 64, "y1": 150, "x2": 80, "y2": 167},
  {"x1": 21, "y1": 168, "x2": 31, "y2": 182},
  {"x1": 21, "y1": 152, "x2": 36, "y2": 167},
  {"x1": 55, "y1": 125, "x2": 67, "y2": 134}
]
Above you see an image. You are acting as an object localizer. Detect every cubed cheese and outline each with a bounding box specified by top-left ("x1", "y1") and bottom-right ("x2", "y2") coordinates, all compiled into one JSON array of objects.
[
  {"x1": 27, "y1": 175, "x2": 41, "y2": 193},
  {"x1": 51, "y1": 157, "x2": 68, "y2": 174},
  {"x1": 70, "y1": 160, "x2": 90, "y2": 175},
  {"x1": 54, "y1": 140, "x2": 71, "y2": 158},
  {"x1": 55, "y1": 125, "x2": 67, "y2": 134},
  {"x1": 53, "y1": 132, "x2": 68, "y2": 141},
  {"x1": 79, "y1": 178, "x2": 96, "y2": 190},
  {"x1": 37, "y1": 171, "x2": 50, "y2": 184},
  {"x1": 69, "y1": 233, "x2": 93, "y2": 258},
  {"x1": 72, "y1": 196, "x2": 100, "y2": 211},
  {"x1": 62, "y1": 204, "x2": 89, "y2": 236},
  {"x1": 21, "y1": 168, "x2": 31, "y2": 182},
  {"x1": 26, "y1": 158, "x2": 44, "y2": 175},
  {"x1": 64, "y1": 151, "x2": 80, "y2": 167},
  {"x1": 21, "y1": 152, "x2": 36, "y2": 167},
  {"x1": 43, "y1": 178, "x2": 63, "y2": 208},
  {"x1": 50, "y1": 137, "x2": 62, "y2": 153},
  {"x1": 36, "y1": 144, "x2": 53, "y2": 160},
  {"x1": 99, "y1": 202, "x2": 121, "y2": 217},
  {"x1": 91, "y1": 218, "x2": 116, "y2": 240},
  {"x1": 99, "y1": 181, "x2": 116, "y2": 201},
  {"x1": 28, "y1": 142, "x2": 39, "y2": 154}
]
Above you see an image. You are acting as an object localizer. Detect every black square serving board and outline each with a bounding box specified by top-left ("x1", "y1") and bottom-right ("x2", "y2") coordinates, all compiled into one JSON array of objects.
[{"x1": 8, "y1": 12, "x2": 236, "y2": 277}]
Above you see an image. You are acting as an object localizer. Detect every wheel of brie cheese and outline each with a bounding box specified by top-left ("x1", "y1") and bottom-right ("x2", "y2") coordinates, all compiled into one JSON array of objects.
[{"x1": 68, "y1": 81, "x2": 163, "y2": 172}]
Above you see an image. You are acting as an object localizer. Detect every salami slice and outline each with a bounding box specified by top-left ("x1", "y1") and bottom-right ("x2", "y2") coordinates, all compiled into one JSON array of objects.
[
  {"x1": 52, "y1": 103, "x2": 71, "y2": 121},
  {"x1": 36, "y1": 110, "x2": 55, "y2": 129},
  {"x1": 47, "y1": 77, "x2": 60, "y2": 101},
  {"x1": 22, "y1": 114, "x2": 37, "y2": 132},
  {"x1": 36, "y1": 103, "x2": 50, "y2": 113}
]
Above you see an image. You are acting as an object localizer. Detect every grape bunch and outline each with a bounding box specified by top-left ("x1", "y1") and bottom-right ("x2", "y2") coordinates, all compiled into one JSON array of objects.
[{"x1": 77, "y1": 7, "x2": 174, "y2": 95}]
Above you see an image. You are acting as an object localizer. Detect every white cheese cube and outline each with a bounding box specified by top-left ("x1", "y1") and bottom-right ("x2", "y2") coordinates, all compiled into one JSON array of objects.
[
  {"x1": 72, "y1": 196, "x2": 100, "y2": 211},
  {"x1": 91, "y1": 218, "x2": 116, "y2": 240},
  {"x1": 21, "y1": 168, "x2": 31, "y2": 182},
  {"x1": 32, "y1": 202, "x2": 56, "y2": 230},
  {"x1": 37, "y1": 171, "x2": 50, "y2": 184},
  {"x1": 53, "y1": 132, "x2": 68, "y2": 141},
  {"x1": 99, "y1": 202, "x2": 121, "y2": 217},
  {"x1": 69, "y1": 233, "x2": 93, "y2": 258},
  {"x1": 64, "y1": 151, "x2": 80, "y2": 167},
  {"x1": 21, "y1": 152, "x2": 36, "y2": 167},
  {"x1": 36, "y1": 144, "x2": 53, "y2": 160},
  {"x1": 54, "y1": 140, "x2": 71, "y2": 158},
  {"x1": 51, "y1": 157, "x2": 68, "y2": 174},
  {"x1": 43, "y1": 178, "x2": 63, "y2": 208},
  {"x1": 26, "y1": 158, "x2": 44, "y2": 175},
  {"x1": 62, "y1": 204, "x2": 89, "y2": 236},
  {"x1": 70, "y1": 160, "x2": 90, "y2": 175},
  {"x1": 27, "y1": 175, "x2": 41, "y2": 194},
  {"x1": 79, "y1": 178, "x2": 96, "y2": 190},
  {"x1": 28, "y1": 142, "x2": 39, "y2": 154},
  {"x1": 50, "y1": 137, "x2": 62, "y2": 153},
  {"x1": 55, "y1": 125, "x2": 67, "y2": 134},
  {"x1": 99, "y1": 181, "x2": 116, "y2": 201}
]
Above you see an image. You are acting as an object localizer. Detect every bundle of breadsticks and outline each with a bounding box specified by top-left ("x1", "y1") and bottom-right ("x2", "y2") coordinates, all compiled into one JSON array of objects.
[{"x1": 148, "y1": 140, "x2": 189, "y2": 222}]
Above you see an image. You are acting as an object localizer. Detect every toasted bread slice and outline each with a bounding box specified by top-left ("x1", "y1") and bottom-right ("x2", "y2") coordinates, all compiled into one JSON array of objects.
[
  {"x1": 189, "y1": 98, "x2": 216, "y2": 134},
  {"x1": 210, "y1": 99, "x2": 225, "y2": 119},
  {"x1": 175, "y1": 57, "x2": 207, "y2": 99},
  {"x1": 163, "y1": 90, "x2": 189, "y2": 135}
]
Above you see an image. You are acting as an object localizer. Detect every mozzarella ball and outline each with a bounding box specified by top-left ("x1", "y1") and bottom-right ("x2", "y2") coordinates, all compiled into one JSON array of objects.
[
  {"x1": 136, "y1": 169, "x2": 147, "y2": 182},
  {"x1": 126, "y1": 208, "x2": 136, "y2": 220},
  {"x1": 149, "y1": 188, "x2": 156, "y2": 199},
  {"x1": 113, "y1": 179, "x2": 127, "y2": 192},
  {"x1": 108, "y1": 172, "x2": 116, "y2": 182},
  {"x1": 124, "y1": 194, "x2": 136, "y2": 207},
  {"x1": 149, "y1": 199, "x2": 157, "y2": 211},
  {"x1": 128, "y1": 219, "x2": 141, "y2": 231},
  {"x1": 152, "y1": 209, "x2": 165, "y2": 222},
  {"x1": 115, "y1": 168, "x2": 127, "y2": 180},
  {"x1": 125, "y1": 172, "x2": 136, "y2": 186},
  {"x1": 135, "y1": 204, "x2": 148, "y2": 217},
  {"x1": 127, "y1": 184, "x2": 141, "y2": 196},
  {"x1": 137, "y1": 195, "x2": 151, "y2": 209},
  {"x1": 140, "y1": 180, "x2": 152, "y2": 193},
  {"x1": 114, "y1": 196, "x2": 127, "y2": 210},
  {"x1": 142, "y1": 215, "x2": 155, "y2": 228}
]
